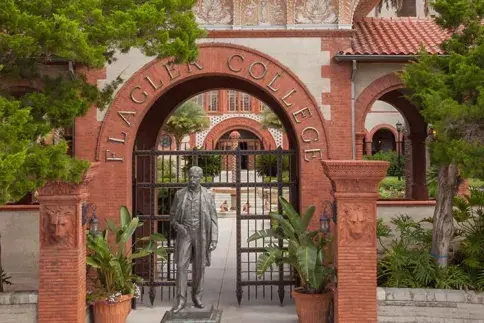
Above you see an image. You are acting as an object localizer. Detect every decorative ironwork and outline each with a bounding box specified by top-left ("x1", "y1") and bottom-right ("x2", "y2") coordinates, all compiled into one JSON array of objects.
[{"x1": 132, "y1": 144, "x2": 298, "y2": 306}]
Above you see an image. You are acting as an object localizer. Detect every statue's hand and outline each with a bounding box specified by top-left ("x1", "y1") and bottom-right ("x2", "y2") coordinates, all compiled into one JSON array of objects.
[
  {"x1": 175, "y1": 224, "x2": 187, "y2": 236},
  {"x1": 209, "y1": 241, "x2": 217, "y2": 251}
]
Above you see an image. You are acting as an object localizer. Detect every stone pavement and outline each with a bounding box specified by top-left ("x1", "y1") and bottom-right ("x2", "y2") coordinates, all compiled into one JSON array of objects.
[{"x1": 127, "y1": 217, "x2": 298, "y2": 323}]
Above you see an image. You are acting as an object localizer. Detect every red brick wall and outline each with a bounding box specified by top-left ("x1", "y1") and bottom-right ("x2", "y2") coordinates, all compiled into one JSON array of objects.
[{"x1": 322, "y1": 37, "x2": 353, "y2": 160}]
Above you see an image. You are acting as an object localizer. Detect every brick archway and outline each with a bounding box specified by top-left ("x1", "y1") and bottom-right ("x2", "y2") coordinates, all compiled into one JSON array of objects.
[
  {"x1": 355, "y1": 73, "x2": 428, "y2": 200},
  {"x1": 81, "y1": 42, "x2": 332, "y2": 236},
  {"x1": 368, "y1": 123, "x2": 399, "y2": 142},
  {"x1": 203, "y1": 117, "x2": 277, "y2": 149},
  {"x1": 356, "y1": 73, "x2": 407, "y2": 133}
]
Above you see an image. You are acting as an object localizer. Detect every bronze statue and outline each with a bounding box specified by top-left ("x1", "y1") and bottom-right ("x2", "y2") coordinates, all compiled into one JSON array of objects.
[{"x1": 170, "y1": 166, "x2": 218, "y2": 313}]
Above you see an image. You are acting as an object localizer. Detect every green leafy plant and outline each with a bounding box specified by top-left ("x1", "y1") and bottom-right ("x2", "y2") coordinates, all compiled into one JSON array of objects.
[
  {"x1": 260, "y1": 106, "x2": 285, "y2": 133},
  {"x1": 255, "y1": 154, "x2": 289, "y2": 178},
  {"x1": 0, "y1": 233, "x2": 12, "y2": 292},
  {"x1": 0, "y1": 268, "x2": 12, "y2": 292},
  {"x1": 86, "y1": 206, "x2": 166, "y2": 304},
  {"x1": 157, "y1": 158, "x2": 176, "y2": 182},
  {"x1": 401, "y1": 0, "x2": 484, "y2": 266},
  {"x1": 453, "y1": 188, "x2": 484, "y2": 290},
  {"x1": 377, "y1": 218, "x2": 392, "y2": 253},
  {"x1": 162, "y1": 101, "x2": 210, "y2": 150},
  {"x1": 0, "y1": 0, "x2": 204, "y2": 205},
  {"x1": 182, "y1": 150, "x2": 222, "y2": 178},
  {"x1": 364, "y1": 150, "x2": 405, "y2": 177},
  {"x1": 247, "y1": 197, "x2": 335, "y2": 294},
  {"x1": 377, "y1": 215, "x2": 471, "y2": 290},
  {"x1": 378, "y1": 177, "x2": 406, "y2": 199}
]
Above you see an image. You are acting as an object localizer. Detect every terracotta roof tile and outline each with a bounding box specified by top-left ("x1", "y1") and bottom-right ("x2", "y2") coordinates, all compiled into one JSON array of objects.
[{"x1": 343, "y1": 17, "x2": 450, "y2": 56}]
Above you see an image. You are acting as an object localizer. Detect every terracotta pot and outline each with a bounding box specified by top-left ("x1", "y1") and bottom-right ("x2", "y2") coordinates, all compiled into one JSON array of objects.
[
  {"x1": 292, "y1": 290, "x2": 332, "y2": 323},
  {"x1": 93, "y1": 294, "x2": 133, "y2": 323}
]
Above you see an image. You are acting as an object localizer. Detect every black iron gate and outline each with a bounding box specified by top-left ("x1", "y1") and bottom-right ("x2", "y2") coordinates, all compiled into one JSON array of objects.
[{"x1": 132, "y1": 146, "x2": 298, "y2": 306}]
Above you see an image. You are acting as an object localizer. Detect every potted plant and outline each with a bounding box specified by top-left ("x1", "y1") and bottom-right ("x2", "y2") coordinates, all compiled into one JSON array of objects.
[
  {"x1": 248, "y1": 197, "x2": 335, "y2": 323},
  {"x1": 86, "y1": 206, "x2": 166, "y2": 323}
]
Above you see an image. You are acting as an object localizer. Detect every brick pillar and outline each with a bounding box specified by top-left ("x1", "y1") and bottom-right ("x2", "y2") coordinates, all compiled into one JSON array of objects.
[
  {"x1": 37, "y1": 163, "x2": 99, "y2": 323},
  {"x1": 404, "y1": 130, "x2": 413, "y2": 199},
  {"x1": 410, "y1": 133, "x2": 428, "y2": 200},
  {"x1": 365, "y1": 140, "x2": 372, "y2": 156},
  {"x1": 355, "y1": 132, "x2": 365, "y2": 160},
  {"x1": 322, "y1": 160, "x2": 389, "y2": 323}
]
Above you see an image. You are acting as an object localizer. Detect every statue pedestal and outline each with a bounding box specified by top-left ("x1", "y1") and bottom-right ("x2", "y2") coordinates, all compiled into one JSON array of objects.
[{"x1": 161, "y1": 305, "x2": 222, "y2": 323}]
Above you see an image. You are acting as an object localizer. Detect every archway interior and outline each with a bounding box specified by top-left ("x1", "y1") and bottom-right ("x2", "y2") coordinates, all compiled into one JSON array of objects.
[
  {"x1": 136, "y1": 75, "x2": 298, "y2": 151},
  {"x1": 132, "y1": 75, "x2": 299, "y2": 305},
  {"x1": 363, "y1": 90, "x2": 428, "y2": 200},
  {"x1": 372, "y1": 128, "x2": 395, "y2": 154}
]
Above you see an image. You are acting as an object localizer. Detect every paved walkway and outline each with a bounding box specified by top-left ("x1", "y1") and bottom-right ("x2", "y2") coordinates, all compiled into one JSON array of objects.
[{"x1": 127, "y1": 217, "x2": 298, "y2": 323}]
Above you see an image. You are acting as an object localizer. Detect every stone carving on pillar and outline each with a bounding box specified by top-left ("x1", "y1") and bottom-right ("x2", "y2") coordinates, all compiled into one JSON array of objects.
[
  {"x1": 340, "y1": 203, "x2": 376, "y2": 247},
  {"x1": 295, "y1": 0, "x2": 338, "y2": 24},
  {"x1": 42, "y1": 206, "x2": 76, "y2": 248},
  {"x1": 322, "y1": 161, "x2": 388, "y2": 192},
  {"x1": 193, "y1": 0, "x2": 233, "y2": 24},
  {"x1": 39, "y1": 182, "x2": 78, "y2": 196}
]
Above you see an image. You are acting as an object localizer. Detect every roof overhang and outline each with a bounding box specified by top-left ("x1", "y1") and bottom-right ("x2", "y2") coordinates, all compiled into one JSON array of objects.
[{"x1": 334, "y1": 54, "x2": 419, "y2": 62}]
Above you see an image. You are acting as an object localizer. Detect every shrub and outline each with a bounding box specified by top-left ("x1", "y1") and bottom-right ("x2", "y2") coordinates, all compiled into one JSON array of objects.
[
  {"x1": 453, "y1": 188, "x2": 484, "y2": 290},
  {"x1": 377, "y1": 215, "x2": 471, "y2": 290},
  {"x1": 157, "y1": 158, "x2": 175, "y2": 181},
  {"x1": 364, "y1": 150, "x2": 404, "y2": 177},
  {"x1": 255, "y1": 154, "x2": 289, "y2": 177},
  {"x1": 182, "y1": 149, "x2": 221, "y2": 177},
  {"x1": 378, "y1": 177, "x2": 405, "y2": 199}
]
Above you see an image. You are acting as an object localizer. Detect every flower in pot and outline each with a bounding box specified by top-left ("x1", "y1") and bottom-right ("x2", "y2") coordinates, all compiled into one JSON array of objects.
[
  {"x1": 86, "y1": 206, "x2": 166, "y2": 323},
  {"x1": 248, "y1": 197, "x2": 336, "y2": 323}
]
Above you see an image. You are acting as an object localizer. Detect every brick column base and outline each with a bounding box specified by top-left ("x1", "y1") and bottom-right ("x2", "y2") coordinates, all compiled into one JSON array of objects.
[
  {"x1": 322, "y1": 160, "x2": 389, "y2": 323},
  {"x1": 38, "y1": 163, "x2": 99, "y2": 323}
]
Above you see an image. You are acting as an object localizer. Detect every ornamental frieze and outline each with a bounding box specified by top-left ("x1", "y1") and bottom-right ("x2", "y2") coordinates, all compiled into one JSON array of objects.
[
  {"x1": 193, "y1": 0, "x2": 233, "y2": 24},
  {"x1": 295, "y1": 0, "x2": 338, "y2": 24},
  {"x1": 241, "y1": 0, "x2": 286, "y2": 26},
  {"x1": 193, "y1": 0, "x2": 341, "y2": 26}
]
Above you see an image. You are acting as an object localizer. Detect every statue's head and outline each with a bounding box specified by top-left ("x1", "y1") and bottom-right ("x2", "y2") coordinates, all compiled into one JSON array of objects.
[{"x1": 188, "y1": 166, "x2": 203, "y2": 190}]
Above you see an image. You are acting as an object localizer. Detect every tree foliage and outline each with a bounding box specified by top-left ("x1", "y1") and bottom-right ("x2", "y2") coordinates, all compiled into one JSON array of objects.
[
  {"x1": 378, "y1": 0, "x2": 430, "y2": 16},
  {"x1": 260, "y1": 106, "x2": 284, "y2": 132},
  {"x1": 401, "y1": 0, "x2": 484, "y2": 265},
  {"x1": 162, "y1": 100, "x2": 210, "y2": 149},
  {"x1": 0, "y1": 0, "x2": 204, "y2": 204}
]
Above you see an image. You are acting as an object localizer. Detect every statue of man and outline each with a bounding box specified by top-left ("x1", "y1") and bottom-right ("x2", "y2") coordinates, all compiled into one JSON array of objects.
[{"x1": 170, "y1": 166, "x2": 218, "y2": 313}]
